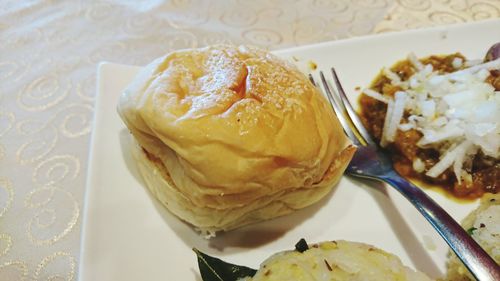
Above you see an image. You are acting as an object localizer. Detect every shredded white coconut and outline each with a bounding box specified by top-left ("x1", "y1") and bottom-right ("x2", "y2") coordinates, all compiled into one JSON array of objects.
[
  {"x1": 426, "y1": 141, "x2": 472, "y2": 178},
  {"x1": 383, "y1": 67, "x2": 402, "y2": 85},
  {"x1": 380, "y1": 99, "x2": 394, "y2": 147},
  {"x1": 446, "y1": 58, "x2": 500, "y2": 80},
  {"x1": 408, "y1": 52, "x2": 424, "y2": 71},
  {"x1": 413, "y1": 158, "x2": 425, "y2": 173},
  {"x1": 375, "y1": 55, "x2": 500, "y2": 181},
  {"x1": 362, "y1": 88, "x2": 390, "y2": 103},
  {"x1": 452, "y1": 57, "x2": 463, "y2": 69},
  {"x1": 385, "y1": 91, "x2": 408, "y2": 143}
]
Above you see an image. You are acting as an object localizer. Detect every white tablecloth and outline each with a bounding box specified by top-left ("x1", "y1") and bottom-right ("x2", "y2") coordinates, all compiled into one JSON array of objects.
[{"x1": 1, "y1": 0, "x2": 499, "y2": 280}]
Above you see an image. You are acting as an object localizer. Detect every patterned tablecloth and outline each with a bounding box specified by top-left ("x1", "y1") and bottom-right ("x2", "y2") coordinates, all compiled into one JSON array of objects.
[{"x1": 0, "y1": 0, "x2": 499, "y2": 280}]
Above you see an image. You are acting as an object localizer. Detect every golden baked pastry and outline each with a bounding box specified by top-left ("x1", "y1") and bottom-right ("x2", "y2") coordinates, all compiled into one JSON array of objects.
[{"x1": 118, "y1": 45, "x2": 354, "y2": 235}]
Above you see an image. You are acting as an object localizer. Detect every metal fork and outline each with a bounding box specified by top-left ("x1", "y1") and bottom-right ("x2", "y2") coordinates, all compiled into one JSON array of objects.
[{"x1": 310, "y1": 68, "x2": 500, "y2": 281}]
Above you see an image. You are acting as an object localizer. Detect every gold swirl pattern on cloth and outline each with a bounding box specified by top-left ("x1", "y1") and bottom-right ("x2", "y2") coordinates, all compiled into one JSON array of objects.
[
  {"x1": 0, "y1": 178, "x2": 14, "y2": 218},
  {"x1": 0, "y1": 234, "x2": 12, "y2": 258},
  {"x1": 0, "y1": 261, "x2": 28, "y2": 281},
  {"x1": 0, "y1": 0, "x2": 499, "y2": 279},
  {"x1": 0, "y1": 145, "x2": 5, "y2": 160}
]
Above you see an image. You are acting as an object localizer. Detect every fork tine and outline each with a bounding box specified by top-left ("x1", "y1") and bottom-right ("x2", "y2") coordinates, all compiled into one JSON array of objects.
[
  {"x1": 330, "y1": 67, "x2": 376, "y2": 146},
  {"x1": 317, "y1": 71, "x2": 361, "y2": 145},
  {"x1": 308, "y1": 74, "x2": 316, "y2": 87}
]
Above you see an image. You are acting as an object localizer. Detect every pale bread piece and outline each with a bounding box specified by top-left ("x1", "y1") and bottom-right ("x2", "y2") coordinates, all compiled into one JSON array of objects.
[
  {"x1": 446, "y1": 193, "x2": 500, "y2": 281},
  {"x1": 118, "y1": 45, "x2": 354, "y2": 234},
  {"x1": 247, "y1": 240, "x2": 433, "y2": 281}
]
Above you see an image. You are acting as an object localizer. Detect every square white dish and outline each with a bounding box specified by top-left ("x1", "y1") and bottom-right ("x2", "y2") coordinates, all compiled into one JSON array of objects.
[{"x1": 79, "y1": 19, "x2": 500, "y2": 280}]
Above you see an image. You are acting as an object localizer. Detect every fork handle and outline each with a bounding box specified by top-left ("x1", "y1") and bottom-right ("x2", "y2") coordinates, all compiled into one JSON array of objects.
[{"x1": 380, "y1": 170, "x2": 500, "y2": 281}]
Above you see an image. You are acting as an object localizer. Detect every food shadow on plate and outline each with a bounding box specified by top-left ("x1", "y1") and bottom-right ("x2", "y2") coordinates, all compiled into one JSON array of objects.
[
  {"x1": 350, "y1": 177, "x2": 442, "y2": 277},
  {"x1": 207, "y1": 184, "x2": 343, "y2": 253},
  {"x1": 119, "y1": 128, "x2": 344, "y2": 254}
]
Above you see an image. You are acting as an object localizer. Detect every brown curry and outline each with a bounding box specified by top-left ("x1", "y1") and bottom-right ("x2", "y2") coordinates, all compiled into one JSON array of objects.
[{"x1": 359, "y1": 54, "x2": 500, "y2": 199}]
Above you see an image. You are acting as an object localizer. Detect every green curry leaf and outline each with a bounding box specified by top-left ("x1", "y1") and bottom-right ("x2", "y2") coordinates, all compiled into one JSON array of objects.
[
  {"x1": 194, "y1": 248, "x2": 257, "y2": 281},
  {"x1": 467, "y1": 227, "x2": 477, "y2": 235}
]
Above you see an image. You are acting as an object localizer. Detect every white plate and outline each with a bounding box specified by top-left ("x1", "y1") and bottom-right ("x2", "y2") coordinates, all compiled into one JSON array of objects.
[{"x1": 79, "y1": 19, "x2": 500, "y2": 280}]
